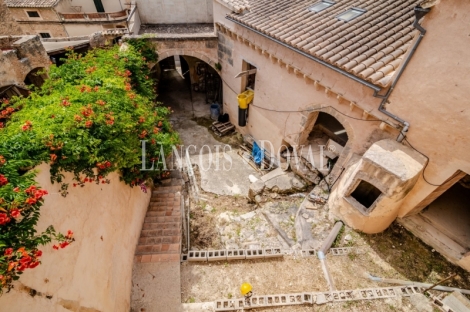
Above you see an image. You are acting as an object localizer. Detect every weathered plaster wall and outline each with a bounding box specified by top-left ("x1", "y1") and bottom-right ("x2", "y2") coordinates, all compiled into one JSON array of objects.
[
  {"x1": 0, "y1": 0, "x2": 23, "y2": 35},
  {"x1": 213, "y1": 1, "x2": 397, "y2": 174},
  {"x1": 387, "y1": 0, "x2": 470, "y2": 217},
  {"x1": 0, "y1": 164, "x2": 151, "y2": 312},
  {"x1": 0, "y1": 35, "x2": 50, "y2": 88},
  {"x1": 330, "y1": 140, "x2": 427, "y2": 233},
  {"x1": 136, "y1": 0, "x2": 213, "y2": 24},
  {"x1": 64, "y1": 23, "x2": 104, "y2": 37},
  {"x1": 7, "y1": 7, "x2": 67, "y2": 37}
]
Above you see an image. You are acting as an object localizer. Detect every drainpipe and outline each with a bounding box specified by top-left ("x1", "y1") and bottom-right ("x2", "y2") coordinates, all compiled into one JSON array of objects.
[{"x1": 374, "y1": 6, "x2": 431, "y2": 142}]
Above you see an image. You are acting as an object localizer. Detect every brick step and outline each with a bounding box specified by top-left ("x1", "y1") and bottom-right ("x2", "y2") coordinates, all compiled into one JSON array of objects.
[
  {"x1": 142, "y1": 222, "x2": 180, "y2": 231},
  {"x1": 136, "y1": 243, "x2": 180, "y2": 254},
  {"x1": 144, "y1": 216, "x2": 180, "y2": 223},
  {"x1": 135, "y1": 254, "x2": 180, "y2": 262},
  {"x1": 149, "y1": 198, "x2": 181, "y2": 204},
  {"x1": 140, "y1": 229, "x2": 180, "y2": 237},
  {"x1": 138, "y1": 236, "x2": 180, "y2": 245}
]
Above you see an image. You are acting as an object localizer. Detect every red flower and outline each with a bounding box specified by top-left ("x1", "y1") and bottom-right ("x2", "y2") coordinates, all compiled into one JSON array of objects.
[
  {"x1": 13, "y1": 187, "x2": 20, "y2": 192},
  {"x1": 0, "y1": 174, "x2": 8, "y2": 186},
  {"x1": 139, "y1": 130, "x2": 148, "y2": 139},
  {"x1": 52, "y1": 245, "x2": 59, "y2": 250},
  {"x1": 17, "y1": 264, "x2": 27, "y2": 271},
  {"x1": 25, "y1": 185, "x2": 37, "y2": 194},
  {"x1": 96, "y1": 100, "x2": 106, "y2": 106},
  {"x1": 153, "y1": 127, "x2": 159, "y2": 134},
  {"x1": 21, "y1": 120, "x2": 32, "y2": 131},
  {"x1": 50, "y1": 154, "x2": 57, "y2": 162},
  {"x1": 61, "y1": 100, "x2": 70, "y2": 107},
  {"x1": 73, "y1": 183, "x2": 77, "y2": 187},
  {"x1": 59, "y1": 242, "x2": 69, "y2": 249},
  {"x1": 4, "y1": 248, "x2": 13, "y2": 256},
  {"x1": 74, "y1": 115, "x2": 83, "y2": 122},
  {"x1": 51, "y1": 114, "x2": 55, "y2": 118},
  {"x1": 158, "y1": 121, "x2": 163, "y2": 127},
  {"x1": 85, "y1": 120, "x2": 93, "y2": 128},
  {"x1": 25, "y1": 197, "x2": 37, "y2": 205},
  {"x1": 0, "y1": 213, "x2": 10, "y2": 225},
  {"x1": 35, "y1": 250, "x2": 42, "y2": 257},
  {"x1": 139, "y1": 116, "x2": 145, "y2": 123},
  {"x1": 28, "y1": 261, "x2": 40, "y2": 269},
  {"x1": 66, "y1": 230, "x2": 73, "y2": 239},
  {"x1": 19, "y1": 255, "x2": 31, "y2": 265},
  {"x1": 0, "y1": 155, "x2": 5, "y2": 165},
  {"x1": 7, "y1": 262, "x2": 17, "y2": 271},
  {"x1": 10, "y1": 209, "x2": 21, "y2": 218}
]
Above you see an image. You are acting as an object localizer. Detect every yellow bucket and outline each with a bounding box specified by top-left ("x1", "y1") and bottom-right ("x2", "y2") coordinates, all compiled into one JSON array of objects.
[{"x1": 238, "y1": 90, "x2": 254, "y2": 109}]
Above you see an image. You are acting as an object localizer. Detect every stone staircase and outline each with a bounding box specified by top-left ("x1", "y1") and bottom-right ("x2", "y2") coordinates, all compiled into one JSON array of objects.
[{"x1": 134, "y1": 179, "x2": 183, "y2": 263}]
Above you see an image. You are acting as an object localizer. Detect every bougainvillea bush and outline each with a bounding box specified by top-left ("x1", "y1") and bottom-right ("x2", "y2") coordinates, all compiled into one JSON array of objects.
[{"x1": 0, "y1": 42, "x2": 178, "y2": 292}]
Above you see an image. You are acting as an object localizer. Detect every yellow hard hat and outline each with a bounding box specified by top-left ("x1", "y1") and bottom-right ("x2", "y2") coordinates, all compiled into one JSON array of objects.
[{"x1": 240, "y1": 282, "x2": 252, "y2": 295}]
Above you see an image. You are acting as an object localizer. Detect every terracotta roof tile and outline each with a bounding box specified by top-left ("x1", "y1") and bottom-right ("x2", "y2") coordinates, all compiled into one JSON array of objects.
[
  {"x1": 229, "y1": 0, "x2": 423, "y2": 87},
  {"x1": 5, "y1": 0, "x2": 60, "y2": 7},
  {"x1": 217, "y1": 0, "x2": 251, "y2": 13}
]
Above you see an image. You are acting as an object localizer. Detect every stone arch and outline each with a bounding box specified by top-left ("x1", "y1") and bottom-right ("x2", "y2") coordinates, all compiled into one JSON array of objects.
[
  {"x1": 156, "y1": 49, "x2": 219, "y2": 72},
  {"x1": 290, "y1": 104, "x2": 356, "y2": 182},
  {"x1": 24, "y1": 67, "x2": 47, "y2": 88}
]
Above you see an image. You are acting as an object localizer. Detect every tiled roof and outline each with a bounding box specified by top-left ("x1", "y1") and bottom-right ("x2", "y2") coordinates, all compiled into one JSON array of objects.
[
  {"x1": 5, "y1": 0, "x2": 60, "y2": 7},
  {"x1": 228, "y1": 0, "x2": 423, "y2": 87},
  {"x1": 217, "y1": 0, "x2": 251, "y2": 13}
]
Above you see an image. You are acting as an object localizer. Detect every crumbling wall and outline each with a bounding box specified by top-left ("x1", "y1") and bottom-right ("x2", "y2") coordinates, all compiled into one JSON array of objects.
[
  {"x1": 0, "y1": 0, "x2": 23, "y2": 35},
  {"x1": 0, "y1": 35, "x2": 50, "y2": 88}
]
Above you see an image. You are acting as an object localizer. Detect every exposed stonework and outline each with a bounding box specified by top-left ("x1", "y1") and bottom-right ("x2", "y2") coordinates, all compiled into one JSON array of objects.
[
  {"x1": 0, "y1": 35, "x2": 50, "y2": 90},
  {"x1": 0, "y1": 0, "x2": 22, "y2": 35}
]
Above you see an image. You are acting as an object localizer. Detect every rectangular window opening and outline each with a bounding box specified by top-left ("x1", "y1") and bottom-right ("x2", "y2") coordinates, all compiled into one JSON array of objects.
[
  {"x1": 350, "y1": 180, "x2": 382, "y2": 209},
  {"x1": 39, "y1": 33, "x2": 51, "y2": 38},
  {"x1": 308, "y1": 0, "x2": 335, "y2": 13},
  {"x1": 336, "y1": 8, "x2": 366, "y2": 22},
  {"x1": 27, "y1": 11, "x2": 40, "y2": 18},
  {"x1": 241, "y1": 61, "x2": 256, "y2": 91}
]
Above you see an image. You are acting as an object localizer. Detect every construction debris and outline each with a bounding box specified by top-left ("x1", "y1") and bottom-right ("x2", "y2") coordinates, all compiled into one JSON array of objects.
[
  {"x1": 211, "y1": 121, "x2": 235, "y2": 137},
  {"x1": 213, "y1": 286, "x2": 424, "y2": 311}
]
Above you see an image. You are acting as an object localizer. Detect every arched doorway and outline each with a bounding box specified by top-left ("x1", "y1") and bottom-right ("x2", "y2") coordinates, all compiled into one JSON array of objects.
[
  {"x1": 24, "y1": 67, "x2": 47, "y2": 88},
  {"x1": 293, "y1": 109, "x2": 353, "y2": 184},
  {"x1": 152, "y1": 55, "x2": 222, "y2": 118}
]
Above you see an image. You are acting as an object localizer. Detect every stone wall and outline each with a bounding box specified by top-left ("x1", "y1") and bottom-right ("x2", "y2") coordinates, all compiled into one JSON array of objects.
[
  {"x1": 0, "y1": 164, "x2": 151, "y2": 312},
  {"x1": 0, "y1": 0, "x2": 23, "y2": 35},
  {"x1": 136, "y1": 0, "x2": 213, "y2": 24},
  {"x1": 0, "y1": 35, "x2": 50, "y2": 88}
]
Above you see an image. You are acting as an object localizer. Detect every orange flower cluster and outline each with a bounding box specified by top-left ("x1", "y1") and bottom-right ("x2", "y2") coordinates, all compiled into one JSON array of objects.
[{"x1": 21, "y1": 120, "x2": 32, "y2": 131}]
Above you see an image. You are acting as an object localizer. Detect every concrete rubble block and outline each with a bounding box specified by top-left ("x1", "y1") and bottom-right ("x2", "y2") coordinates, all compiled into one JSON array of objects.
[
  {"x1": 264, "y1": 248, "x2": 283, "y2": 258},
  {"x1": 301, "y1": 249, "x2": 316, "y2": 257},
  {"x1": 302, "y1": 293, "x2": 314, "y2": 304},
  {"x1": 261, "y1": 167, "x2": 286, "y2": 182},
  {"x1": 248, "y1": 179, "x2": 265, "y2": 201},
  {"x1": 188, "y1": 250, "x2": 208, "y2": 262},
  {"x1": 249, "y1": 296, "x2": 267, "y2": 307},
  {"x1": 409, "y1": 293, "x2": 433, "y2": 312},
  {"x1": 289, "y1": 157, "x2": 322, "y2": 185},
  {"x1": 226, "y1": 249, "x2": 246, "y2": 260},
  {"x1": 264, "y1": 172, "x2": 307, "y2": 194},
  {"x1": 329, "y1": 247, "x2": 354, "y2": 256},
  {"x1": 442, "y1": 291, "x2": 470, "y2": 311},
  {"x1": 315, "y1": 293, "x2": 329, "y2": 305},
  {"x1": 240, "y1": 211, "x2": 256, "y2": 220},
  {"x1": 207, "y1": 250, "x2": 227, "y2": 262},
  {"x1": 246, "y1": 249, "x2": 265, "y2": 259},
  {"x1": 215, "y1": 299, "x2": 242, "y2": 311}
]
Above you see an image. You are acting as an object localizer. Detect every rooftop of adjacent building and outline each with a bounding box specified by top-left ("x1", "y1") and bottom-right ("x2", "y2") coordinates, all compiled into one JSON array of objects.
[{"x1": 224, "y1": 0, "x2": 427, "y2": 88}]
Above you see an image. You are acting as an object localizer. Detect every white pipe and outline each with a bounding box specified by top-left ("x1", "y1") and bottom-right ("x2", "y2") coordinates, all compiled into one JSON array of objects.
[{"x1": 318, "y1": 251, "x2": 335, "y2": 291}]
